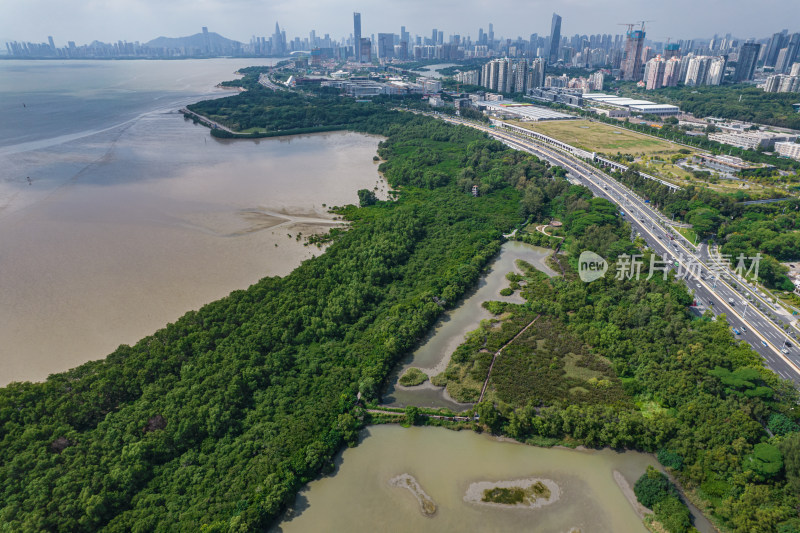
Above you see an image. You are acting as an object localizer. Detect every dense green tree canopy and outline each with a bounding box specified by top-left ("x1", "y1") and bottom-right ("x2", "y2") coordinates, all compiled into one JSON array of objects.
[{"x1": 2, "y1": 72, "x2": 799, "y2": 533}]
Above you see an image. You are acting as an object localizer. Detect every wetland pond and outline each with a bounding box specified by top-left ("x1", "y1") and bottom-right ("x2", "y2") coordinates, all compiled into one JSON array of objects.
[
  {"x1": 278, "y1": 425, "x2": 668, "y2": 532},
  {"x1": 382, "y1": 241, "x2": 556, "y2": 410}
]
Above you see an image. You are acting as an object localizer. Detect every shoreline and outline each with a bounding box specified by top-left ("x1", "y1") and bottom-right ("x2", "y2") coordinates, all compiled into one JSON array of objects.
[
  {"x1": 613, "y1": 470, "x2": 652, "y2": 521},
  {"x1": 0, "y1": 56, "x2": 291, "y2": 61},
  {"x1": 1, "y1": 118, "x2": 387, "y2": 385},
  {"x1": 180, "y1": 107, "x2": 349, "y2": 140}
]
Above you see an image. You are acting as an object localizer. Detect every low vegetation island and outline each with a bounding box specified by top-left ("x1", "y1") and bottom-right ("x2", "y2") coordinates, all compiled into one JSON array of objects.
[{"x1": 465, "y1": 478, "x2": 559, "y2": 509}]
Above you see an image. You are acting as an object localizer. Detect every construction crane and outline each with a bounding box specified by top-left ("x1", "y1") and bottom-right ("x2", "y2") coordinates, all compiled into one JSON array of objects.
[
  {"x1": 637, "y1": 20, "x2": 655, "y2": 32},
  {"x1": 618, "y1": 23, "x2": 636, "y2": 34}
]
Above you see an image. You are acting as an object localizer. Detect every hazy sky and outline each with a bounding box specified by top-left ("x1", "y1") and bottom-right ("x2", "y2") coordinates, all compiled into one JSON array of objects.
[{"x1": 2, "y1": 0, "x2": 800, "y2": 46}]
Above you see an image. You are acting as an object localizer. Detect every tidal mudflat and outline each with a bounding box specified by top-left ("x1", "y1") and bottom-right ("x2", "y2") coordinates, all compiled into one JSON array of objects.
[{"x1": 0, "y1": 121, "x2": 386, "y2": 384}]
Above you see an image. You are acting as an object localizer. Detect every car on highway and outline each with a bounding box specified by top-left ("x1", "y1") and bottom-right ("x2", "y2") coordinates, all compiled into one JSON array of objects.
[
  {"x1": 783, "y1": 348, "x2": 790, "y2": 355},
  {"x1": 761, "y1": 340, "x2": 768, "y2": 347},
  {"x1": 732, "y1": 328, "x2": 741, "y2": 335},
  {"x1": 787, "y1": 341, "x2": 794, "y2": 348},
  {"x1": 696, "y1": 283, "x2": 701, "y2": 288},
  {"x1": 741, "y1": 326, "x2": 747, "y2": 333},
  {"x1": 728, "y1": 298, "x2": 735, "y2": 305}
]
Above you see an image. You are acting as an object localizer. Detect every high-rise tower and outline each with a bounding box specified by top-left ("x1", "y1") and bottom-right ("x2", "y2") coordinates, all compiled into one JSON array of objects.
[
  {"x1": 621, "y1": 28, "x2": 645, "y2": 81},
  {"x1": 765, "y1": 31, "x2": 787, "y2": 67},
  {"x1": 645, "y1": 56, "x2": 665, "y2": 89},
  {"x1": 548, "y1": 13, "x2": 562, "y2": 64},
  {"x1": 734, "y1": 42, "x2": 760, "y2": 81},
  {"x1": 273, "y1": 22, "x2": 284, "y2": 55},
  {"x1": 528, "y1": 58, "x2": 546, "y2": 89},
  {"x1": 353, "y1": 12, "x2": 362, "y2": 61},
  {"x1": 777, "y1": 33, "x2": 800, "y2": 73}
]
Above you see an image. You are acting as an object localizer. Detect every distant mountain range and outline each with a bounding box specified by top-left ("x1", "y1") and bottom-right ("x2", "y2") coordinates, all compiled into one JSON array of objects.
[{"x1": 145, "y1": 31, "x2": 241, "y2": 53}]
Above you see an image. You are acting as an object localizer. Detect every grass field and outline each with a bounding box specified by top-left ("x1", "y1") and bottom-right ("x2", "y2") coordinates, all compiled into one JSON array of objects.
[
  {"x1": 506, "y1": 119, "x2": 781, "y2": 197},
  {"x1": 675, "y1": 226, "x2": 698, "y2": 245},
  {"x1": 509, "y1": 119, "x2": 683, "y2": 157}
]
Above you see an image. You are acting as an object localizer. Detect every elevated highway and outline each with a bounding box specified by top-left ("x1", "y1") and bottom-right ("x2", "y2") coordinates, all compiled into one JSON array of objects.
[{"x1": 433, "y1": 113, "x2": 800, "y2": 384}]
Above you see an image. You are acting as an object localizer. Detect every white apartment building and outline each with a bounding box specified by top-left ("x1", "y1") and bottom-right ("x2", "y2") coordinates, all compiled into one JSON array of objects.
[
  {"x1": 709, "y1": 131, "x2": 793, "y2": 150},
  {"x1": 775, "y1": 141, "x2": 800, "y2": 160},
  {"x1": 764, "y1": 74, "x2": 800, "y2": 93}
]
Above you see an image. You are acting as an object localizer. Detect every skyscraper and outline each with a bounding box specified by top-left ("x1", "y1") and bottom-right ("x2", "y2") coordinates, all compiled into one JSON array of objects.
[
  {"x1": 359, "y1": 38, "x2": 371, "y2": 63},
  {"x1": 734, "y1": 43, "x2": 760, "y2": 81},
  {"x1": 482, "y1": 59, "x2": 501, "y2": 91},
  {"x1": 515, "y1": 60, "x2": 528, "y2": 93},
  {"x1": 776, "y1": 33, "x2": 800, "y2": 73},
  {"x1": 662, "y1": 57, "x2": 682, "y2": 87},
  {"x1": 621, "y1": 29, "x2": 645, "y2": 81},
  {"x1": 273, "y1": 22, "x2": 284, "y2": 55},
  {"x1": 201, "y1": 27, "x2": 210, "y2": 54},
  {"x1": 645, "y1": 56, "x2": 665, "y2": 90},
  {"x1": 706, "y1": 57, "x2": 726, "y2": 85},
  {"x1": 685, "y1": 56, "x2": 712, "y2": 86},
  {"x1": 765, "y1": 31, "x2": 787, "y2": 67},
  {"x1": 378, "y1": 33, "x2": 395, "y2": 59},
  {"x1": 353, "y1": 12, "x2": 362, "y2": 61},
  {"x1": 497, "y1": 59, "x2": 510, "y2": 93},
  {"x1": 528, "y1": 58, "x2": 546, "y2": 89},
  {"x1": 548, "y1": 13, "x2": 562, "y2": 65}
]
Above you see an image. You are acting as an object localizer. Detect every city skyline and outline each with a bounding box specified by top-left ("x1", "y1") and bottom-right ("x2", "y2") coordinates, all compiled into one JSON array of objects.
[{"x1": 3, "y1": 0, "x2": 800, "y2": 47}]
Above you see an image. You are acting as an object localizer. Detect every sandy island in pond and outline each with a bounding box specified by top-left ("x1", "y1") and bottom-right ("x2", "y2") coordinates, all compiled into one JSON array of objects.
[
  {"x1": 464, "y1": 478, "x2": 560, "y2": 509},
  {"x1": 389, "y1": 474, "x2": 437, "y2": 517}
]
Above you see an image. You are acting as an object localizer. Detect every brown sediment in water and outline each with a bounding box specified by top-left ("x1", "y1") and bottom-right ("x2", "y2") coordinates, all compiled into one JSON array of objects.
[
  {"x1": 0, "y1": 127, "x2": 385, "y2": 385},
  {"x1": 389, "y1": 474, "x2": 437, "y2": 517}
]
